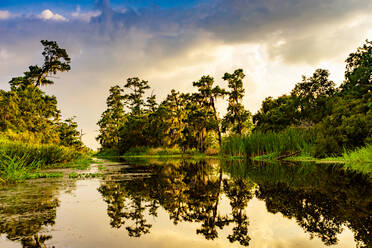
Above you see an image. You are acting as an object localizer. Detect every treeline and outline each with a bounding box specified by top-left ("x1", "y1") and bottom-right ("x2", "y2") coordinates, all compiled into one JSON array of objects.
[
  {"x1": 98, "y1": 40, "x2": 371, "y2": 157},
  {"x1": 254, "y1": 40, "x2": 371, "y2": 156},
  {"x1": 97, "y1": 70, "x2": 251, "y2": 153},
  {"x1": 0, "y1": 40, "x2": 84, "y2": 150}
]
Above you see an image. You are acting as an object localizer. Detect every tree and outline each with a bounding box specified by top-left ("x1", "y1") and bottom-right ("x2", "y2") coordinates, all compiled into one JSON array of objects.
[
  {"x1": 341, "y1": 39, "x2": 371, "y2": 96},
  {"x1": 314, "y1": 40, "x2": 372, "y2": 156},
  {"x1": 192, "y1": 76, "x2": 227, "y2": 147},
  {"x1": 9, "y1": 40, "x2": 71, "y2": 88},
  {"x1": 97, "y1": 85, "x2": 126, "y2": 149},
  {"x1": 0, "y1": 40, "x2": 81, "y2": 146},
  {"x1": 222, "y1": 69, "x2": 251, "y2": 135},
  {"x1": 57, "y1": 117, "x2": 83, "y2": 149},
  {"x1": 291, "y1": 69, "x2": 336, "y2": 124},
  {"x1": 124, "y1": 77, "x2": 150, "y2": 115},
  {"x1": 253, "y1": 95, "x2": 298, "y2": 132}
]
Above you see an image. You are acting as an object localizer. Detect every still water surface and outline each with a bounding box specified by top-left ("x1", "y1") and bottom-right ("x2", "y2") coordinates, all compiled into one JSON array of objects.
[{"x1": 0, "y1": 158, "x2": 371, "y2": 248}]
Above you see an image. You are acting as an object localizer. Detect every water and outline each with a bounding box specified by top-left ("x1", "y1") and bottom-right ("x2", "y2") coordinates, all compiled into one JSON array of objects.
[{"x1": 0, "y1": 158, "x2": 371, "y2": 248}]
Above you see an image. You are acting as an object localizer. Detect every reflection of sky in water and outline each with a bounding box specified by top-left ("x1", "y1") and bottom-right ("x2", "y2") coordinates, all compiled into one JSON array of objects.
[{"x1": 0, "y1": 160, "x2": 365, "y2": 248}]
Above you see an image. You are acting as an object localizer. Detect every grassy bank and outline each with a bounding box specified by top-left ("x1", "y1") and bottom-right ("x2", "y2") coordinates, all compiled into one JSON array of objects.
[
  {"x1": 220, "y1": 129, "x2": 372, "y2": 175},
  {"x1": 0, "y1": 138, "x2": 91, "y2": 184},
  {"x1": 283, "y1": 145, "x2": 372, "y2": 174}
]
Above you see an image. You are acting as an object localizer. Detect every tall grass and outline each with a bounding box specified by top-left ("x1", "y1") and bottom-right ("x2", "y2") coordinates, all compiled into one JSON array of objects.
[
  {"x1": 0, "y1": 154, "x2": 40, "y2": 183},
  {"x1": 342, "y1": 145, "x2": 372, "y2": 163},
  {"x1": 221, "y1": 128, "x2": 316, "y2": 158},
  {"x1": 0, "y1": 138, "x2": 83, "y2": 167}
]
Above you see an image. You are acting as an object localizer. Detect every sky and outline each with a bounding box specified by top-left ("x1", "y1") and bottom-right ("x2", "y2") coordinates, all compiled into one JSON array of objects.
[{"x1": 0, "y1": 0, "x2": 371, "y2": 149}]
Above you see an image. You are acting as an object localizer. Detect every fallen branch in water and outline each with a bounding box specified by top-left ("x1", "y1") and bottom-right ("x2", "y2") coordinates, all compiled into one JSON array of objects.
[{"x1": 275, "y1": 151, "x2": 301, "y2": 160}]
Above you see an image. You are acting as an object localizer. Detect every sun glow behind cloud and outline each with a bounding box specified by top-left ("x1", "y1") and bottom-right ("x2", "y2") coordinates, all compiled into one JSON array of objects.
[{"x1": 0, "y1": 0, "x2": 371, "y2": 149}]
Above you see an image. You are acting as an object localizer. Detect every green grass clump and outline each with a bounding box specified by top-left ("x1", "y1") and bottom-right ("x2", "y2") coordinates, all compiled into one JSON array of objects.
[
  {"x1": 342, "y1": 145, "x2": 372, "y2": 164},
  {"x1": 221, "y1": 128, "x2": 315, "y2": 158},
  {"x1": 0, "y1": 154, "x2": 40, "y2": 184}
]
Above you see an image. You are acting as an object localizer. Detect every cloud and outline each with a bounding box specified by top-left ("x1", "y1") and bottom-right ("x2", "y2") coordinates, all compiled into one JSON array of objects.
[
  {"x1": 39, "y1": 9, "x2": 68, "y2": 22},
  {"x1": 0, "y1": 10, "x2": 11, "y2": 20},
  {"x1": 72, "y1": 6, "x2": 101, "y2": 22}
]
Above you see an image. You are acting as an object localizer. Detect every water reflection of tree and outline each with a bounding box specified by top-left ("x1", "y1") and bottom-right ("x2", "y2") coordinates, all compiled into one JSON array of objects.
[
  {"x1": 224, "y1": 178, "x2": 254, "y2": 246},
  {"x1": 225, "y1": 160, "x2": 372, "y2": 248},
  {"x1": 98, "y1": 160, "x2": 255, "y2": 246},
  {"x1": 0, "y1": 180, "x2": 65, "y2": 248}
]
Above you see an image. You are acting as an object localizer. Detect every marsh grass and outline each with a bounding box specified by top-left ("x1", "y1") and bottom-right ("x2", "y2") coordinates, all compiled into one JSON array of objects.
[
  {"x1": 0, "y1": 137, "x2": 92, "y2": 183},
  {"x1": 221, "y1": 128, "x2": 316, "y2": 158},
  {"x1": 0, "y1": 154, "x2": 40, "y2": 183},
  {"x1": 342, "y1": 145, "x2": 372, "y2": 163},
  {"x1": 0, "y1": 138, "x2": 83, "y2": 167}
]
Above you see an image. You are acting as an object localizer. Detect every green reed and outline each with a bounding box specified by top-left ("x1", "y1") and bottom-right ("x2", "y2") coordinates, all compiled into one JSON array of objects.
[
  {"x1": 221, "y1": 128, "x2": 316, "y2": 158},
  {"x1": 0, "y1": 139, "x2": 82, "y2": 167},
  {"x1": 0, "y1": 154, "x2": 40, "y2": 183}
]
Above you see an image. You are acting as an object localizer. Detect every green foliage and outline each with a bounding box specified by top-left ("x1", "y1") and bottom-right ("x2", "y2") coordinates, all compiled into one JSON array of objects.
[
  {"x1": 342, "y1": 144, "x2": 372, "y2": 164},
  {"x1": 57, "y1": 117, "x2": 84, "y2": 149},
  {"x1": 0, "y1": 138, "x2": 83, "y2": 168},
  {"x1": 314, "y1": 40, "x2": 372, "y2": 157},
  {"x1": 99, "y1": 74, "x2": 228, "y2": 153},
  {"x1": 221, "y1": 128, "x2": 316, "y2": 157},
  {"x1": 222, "y1": 69, "x2": 251, "y2": 135},
  {"x1": 0, "y1": 40, "x2": 85, "y2": 151},
  {"x1": 254, "y1": 69, "x2": 336, "y2": 132},
  {"x1": 0, "y1": 84, "x2": 61, "y2": 143},
  {"x1": 97, "y1": 85, "x2": 126, "y2": 149},
  {"x1": 253, "y1": 95, "x2": 298, "y2": 132},
  {"x1": 314, "y1": 93, "x2": 372, "y2": 157},
  {"x1": 0, "y1": 154, "x2": 40, "y2": 184},
  {"x1": 291, "y1": 69, "x2": 336, "y2": 124},
  {"x1": 341, "y1": 39, "x2": 372, "y2": 96},
  {"x1": 124, "y1": 77, "x2": 150, "y2": 115},
  {"x1": 97, "y1": 40, "x2": 370, "y2": 157}
]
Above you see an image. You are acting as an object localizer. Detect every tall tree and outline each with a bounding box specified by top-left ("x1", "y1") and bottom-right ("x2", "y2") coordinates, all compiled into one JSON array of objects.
[
  {"x1": 0, "y1": 40, "x2": 74, "y2": 144},
  {"x1": 9, "y1": 40, "x2": 71, "y2": 88},
  {"x1": 192, "y1": 76, "x2": 226, "y2": 147},
  {"x1": 97, "y1": 85, "x2": 126, "y2": 149},
  {"x1": 341, "y1": 39, "x2": 371, "y2": 96},
  {"x1": 124, "y1": 77, "x2": 150, "y2": 115},
  {"x1": 222, "y1": 69, "x2": 251, "y2": 135}
]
